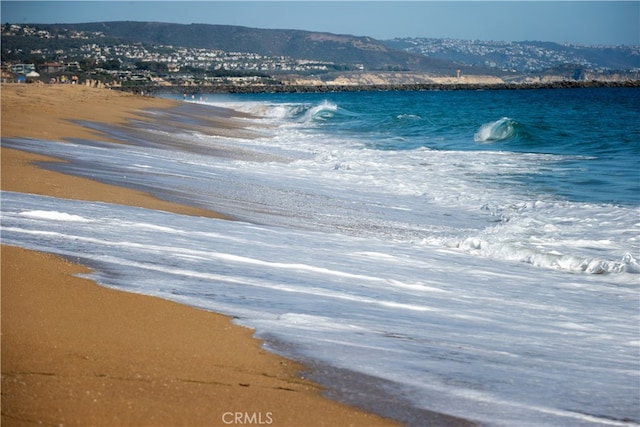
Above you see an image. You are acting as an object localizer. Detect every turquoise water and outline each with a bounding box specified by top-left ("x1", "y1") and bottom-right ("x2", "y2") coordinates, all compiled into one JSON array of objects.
[{"x1": 208, "y1": 87, "x2": 639, "y2": 206}]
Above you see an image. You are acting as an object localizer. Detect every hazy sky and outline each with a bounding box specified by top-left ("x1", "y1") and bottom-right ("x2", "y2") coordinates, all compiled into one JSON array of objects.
[{"x1": 2, "y1": 1, "x2": 638, "y2": 45}]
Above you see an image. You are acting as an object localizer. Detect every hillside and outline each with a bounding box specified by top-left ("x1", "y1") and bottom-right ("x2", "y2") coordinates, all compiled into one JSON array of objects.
[
  {"x1": 3, "y1": 21, "x2": 637, "y2": 89},
  {"x1": 384, "y1": 38, "x2": 640, "y2": 73},
  {"x1": 29, "y1": 21, "x2": 476, "y2": 75}
]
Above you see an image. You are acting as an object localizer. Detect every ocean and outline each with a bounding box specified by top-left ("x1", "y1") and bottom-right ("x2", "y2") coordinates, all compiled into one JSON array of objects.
[{"x1": 2, "y1": 87, "x2": 639, "y2": 426}]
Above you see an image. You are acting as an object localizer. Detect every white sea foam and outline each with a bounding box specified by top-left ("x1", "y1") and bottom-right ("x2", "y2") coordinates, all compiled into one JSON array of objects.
[
  {"x1": 5, "y1": 101, "x2": 638, "y2": 279},
  {"x1": 3, "y1": 190, "x2": 638, "y2": 426},
  {"x1": 20, "y1": 210, "x2": 91, "y2": 222}
]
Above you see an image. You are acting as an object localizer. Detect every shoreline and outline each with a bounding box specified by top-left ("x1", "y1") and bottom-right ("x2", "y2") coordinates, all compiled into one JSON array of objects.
[
  {"x1": 1, "y1": 83, "x2": 228, "y2": 219},
  {"x1": 1, "y1": 245, "x2": 395, "y2": 426},
  {"x1": 1, "y1": 84, "x2": 400, "y2": 426}
]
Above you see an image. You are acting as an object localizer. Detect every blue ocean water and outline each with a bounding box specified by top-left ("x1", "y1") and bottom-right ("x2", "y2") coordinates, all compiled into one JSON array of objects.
[
  {"x1": 208, "y1": 87, "x2": 639, "y2": 206},
  {"x1": 2, "y1": 87, "x2": 639, "y2": 426}
]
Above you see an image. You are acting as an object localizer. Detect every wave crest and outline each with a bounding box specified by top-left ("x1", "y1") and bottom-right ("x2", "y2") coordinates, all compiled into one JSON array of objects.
[
  {"x1": 454, "y1": 237, "x2": 639, "y2": 276},
  {"x1": 474, "y1": 117, "x2": 518, "y2": 142},
  {"x1": 299, "y1": 100, "x2": 339, "y2": 123}
]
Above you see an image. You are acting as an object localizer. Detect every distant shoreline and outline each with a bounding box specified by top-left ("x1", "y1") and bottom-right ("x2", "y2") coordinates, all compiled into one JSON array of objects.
[{"x1": 119, "y1": 79, "x2": 640, "y2": 96}]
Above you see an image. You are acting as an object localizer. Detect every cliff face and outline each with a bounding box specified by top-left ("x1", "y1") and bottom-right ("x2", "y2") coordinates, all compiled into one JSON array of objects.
[
  {"x1": 520, "y1": 72, "x2": 639, "y2": 84},
  {"x1": 428, "y1": 75, "x2": 505, "y2": 85},
  {"x1": 284, "y1": 72, "x2": 442, "y2": 86},
  {"x1": 281, "y1": 72, "x2": 506, "y2": 86}
]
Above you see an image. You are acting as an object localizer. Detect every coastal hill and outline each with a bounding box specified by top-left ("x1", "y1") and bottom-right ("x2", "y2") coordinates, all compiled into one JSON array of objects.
[
  {"x1": 3, "y1": 21, "x2": 478, "y2": 75},
  {"x1": 88, "y1": 22, "x2": 456, "y2": 71},
  {"x1": 2, "y1": 21, "x2": 638, "y2": 89},
  {"x1": 384, "y1": 37, "x2": 640, "y2": 73}
]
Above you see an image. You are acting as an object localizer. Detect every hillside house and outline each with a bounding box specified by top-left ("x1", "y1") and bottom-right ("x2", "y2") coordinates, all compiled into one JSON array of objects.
[
  {"x1": 10, "y1": 63, "x2": 36, "y2": 74},
  {"x1": 42, "y1": 62, "x2": 64, "y2": 73}
]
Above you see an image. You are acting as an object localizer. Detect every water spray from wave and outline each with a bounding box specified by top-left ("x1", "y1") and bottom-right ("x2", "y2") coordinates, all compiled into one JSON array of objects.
[
  {"x1": 474, "y1": 117, "x2": 519, "y2": 142},
  {"x1": 298, "y1": 100, "x2": 339, "y2": 123}
]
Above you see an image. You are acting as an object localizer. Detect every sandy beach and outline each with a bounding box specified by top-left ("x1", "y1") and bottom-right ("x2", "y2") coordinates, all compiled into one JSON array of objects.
[{"x1": 1, "y1": 83, "x2": 397, "y2": 426}]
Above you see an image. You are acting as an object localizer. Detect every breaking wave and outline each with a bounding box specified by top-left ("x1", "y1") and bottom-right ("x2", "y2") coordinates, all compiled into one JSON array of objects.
[
  {"x1": 474, "y1": 117, "x2": 519, "y2": 142},
  {"x1": 298, "y1": 100, "x2": 339, "y2": 122}
]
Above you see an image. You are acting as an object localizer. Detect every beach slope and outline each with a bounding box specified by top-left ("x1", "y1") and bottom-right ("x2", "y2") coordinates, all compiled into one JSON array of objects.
[{"x1": 0, "y1": 84, "x2": 396, "y2": 426}]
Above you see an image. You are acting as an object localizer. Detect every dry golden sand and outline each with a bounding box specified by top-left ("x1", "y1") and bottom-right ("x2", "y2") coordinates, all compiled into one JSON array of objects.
[
  {"x1": 1, "y1": 83, "x2": 227, "y2": 219},
  {"x1": 1, "y1": 84, "x2": 398, "y2": 426}
]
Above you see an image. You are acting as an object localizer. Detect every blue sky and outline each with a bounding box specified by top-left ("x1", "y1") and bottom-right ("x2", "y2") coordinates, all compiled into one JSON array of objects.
[{"x1": 2, "y1": 1, "x2": 638, "y2": 45}]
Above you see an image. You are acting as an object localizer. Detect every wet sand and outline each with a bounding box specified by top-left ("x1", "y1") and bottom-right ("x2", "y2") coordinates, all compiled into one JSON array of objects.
[{"x1": 1, "y1": 83, "x2": 398, "y2": 426}]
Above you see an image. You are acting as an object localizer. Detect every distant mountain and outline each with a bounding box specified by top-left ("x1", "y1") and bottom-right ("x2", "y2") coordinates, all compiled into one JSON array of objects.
[
  {"x1": 384, "y1": 38, "x2": 640, "y2": 72},
  {"x1": 31, "y1": 21, "x2": 479, "y2": 75}
]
